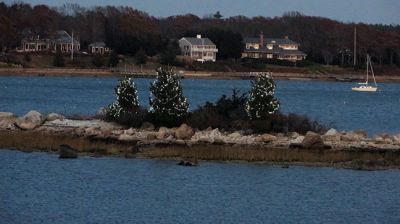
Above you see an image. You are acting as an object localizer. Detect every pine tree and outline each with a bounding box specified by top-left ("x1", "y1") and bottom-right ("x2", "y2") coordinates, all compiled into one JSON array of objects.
[
  {"x1": 149, "y1": 67, "x2": 188, "y2": 126},
  {"x1": 107, "y1": 77, "x2": 139, "y2": 120},
  {"x1": 245, "y1": 72, "x2": 280, "y2": 120}
]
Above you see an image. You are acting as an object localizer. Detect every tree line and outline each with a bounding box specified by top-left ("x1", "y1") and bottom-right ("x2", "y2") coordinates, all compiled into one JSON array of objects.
[{"x1": 0, "y1": 2, "x2": 399, "y2": 66}]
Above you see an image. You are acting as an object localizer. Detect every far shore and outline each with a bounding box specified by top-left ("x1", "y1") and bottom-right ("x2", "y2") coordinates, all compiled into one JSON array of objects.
[{"x1": 1, "y1": 67, "x2": 400, "y2": 82}]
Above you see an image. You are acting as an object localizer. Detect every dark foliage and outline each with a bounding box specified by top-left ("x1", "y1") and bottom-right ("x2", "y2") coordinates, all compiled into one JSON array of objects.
[
  {"x1": 108, "y1": 50, "x2": 119, "y2": 67},
  {"x1": 187, "y1": 89, "x2": 326, "y2": 134},
  {"x1": 53, "y1": 49, "x2": 65, "y2": 67},
  {"x1": 91, "y1": 54, "x2": 104, "y2": 67},
  {"x1": 135, "y1": 48, "x2": 147, "y2": 65}
]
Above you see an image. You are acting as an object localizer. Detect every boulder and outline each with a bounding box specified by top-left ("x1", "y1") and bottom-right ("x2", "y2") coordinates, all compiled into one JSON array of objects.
[
  {"x1": 157, "y1": 127, "x2": 172, "y2": 139},
  {"x1": 256, "y1": 133, "x2": 277, "y2": 143},
  {"x1": 393, "y1": 134, "x2": 400, "y2": 145},
  {"x1": 290, "y1": 132, "x2": 300, "y2": 139},
  {"x1": 59, "y1": 144, "x2": 78, "y2": 159},
  {"x1": 228, "y1": 132, "x2": 242, "y2": 139},
  {"x1": 175, "y1": 124, "x2": 194, "y2": 140},
  {"x1": 0, "y1": 112, "x2": 15, "y2": 119},
  {"x1": 15, "y1": 110, "x2": 46, "y2": 130},
  {"x1": 46, "y1": 113, "x2": 65, "y2": 121},
  {"x1": 302, "y1": 131, "x2": 324, "y2": 149},
  {"x1": 290, "y1": 136, "x2": 304, "y2": 144},
  {"x1": 146, "y1": 133, "x2": 157, "y2": 141},
  {"x1": 118, "y1": 134, "x2": 138, "y2": 142},
  {"x1": 141, "y1": 122, "x2": 155, "y2": 131},
  {"x1": 177, "y1": 159, "x2": 198, "y2": 166},
  {"x1": 324, "y1": 128, "x2": 338, "y2": 136},
  {"x1": 123, "y1": 128, "x2": 135, "y2": 135},
  {"x1": 341, "y1": 131, "x2": 366, "y2": 141},
  {"x1": 97, "y1": 107, "x2": 108, "y2": 117}
]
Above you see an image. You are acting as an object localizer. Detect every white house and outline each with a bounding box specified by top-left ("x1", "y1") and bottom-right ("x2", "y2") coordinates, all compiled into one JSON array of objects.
[{"x1": 178, "y1": 35, "x2": 218, "y2": 62}]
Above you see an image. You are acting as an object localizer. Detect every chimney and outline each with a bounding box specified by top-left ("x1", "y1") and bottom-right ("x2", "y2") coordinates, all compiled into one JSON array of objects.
[
  {"x1": 259, "y1": 31, "x2": 264, "y2": 46},
  {"x1": 284, "y1": 35, "x2": 289, "y2": 39},
  {"x1": 196, "y1": 34, "x2": 202, "y2": 39}
]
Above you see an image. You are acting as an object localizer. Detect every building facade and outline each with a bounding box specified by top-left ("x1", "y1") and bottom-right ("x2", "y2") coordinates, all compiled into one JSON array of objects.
[
  {"x1": 179, "y1": 35, "x2": 218, "y2": 62},
  {"x1": 19, "y1": 30, "x2": 80, "y2": 53},
  {"x1": 242, "y1": 32, "x2": 306, "y2": 61},
  {"x1": 88, "y1": 42, "x2": 110, "y2": 55}
]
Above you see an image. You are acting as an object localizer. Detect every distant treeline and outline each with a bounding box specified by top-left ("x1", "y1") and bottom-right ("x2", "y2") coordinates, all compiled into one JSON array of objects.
[{"x1": 0, "y1": 3, "x2": 399, "y2": 66}]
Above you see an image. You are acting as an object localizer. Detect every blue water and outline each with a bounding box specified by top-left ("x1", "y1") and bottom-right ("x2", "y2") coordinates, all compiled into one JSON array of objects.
[
  {"x1": 0, "y1": 76, "x2": 399, "y2": 134},
  {"x1": 0, "y1": 150, "x2": 399, "y2": 224}
]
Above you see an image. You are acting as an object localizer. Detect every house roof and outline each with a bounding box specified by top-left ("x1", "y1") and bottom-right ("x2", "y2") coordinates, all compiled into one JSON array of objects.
[
  {"x1": 89, "y1": 42, "x2": 107, "y2": 47},
  {"x1": 52, "y1": 30, "x2": 79, "y2": 45},
  {"x1": 181, "y1": 37, "x2": 215, "y2": 46}
]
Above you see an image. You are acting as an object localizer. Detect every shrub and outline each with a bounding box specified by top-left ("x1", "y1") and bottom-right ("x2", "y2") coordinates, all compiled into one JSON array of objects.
[
  {"x1": 245, "y1": 72, "x2": 280, "y2": 120},
  {"x1": 53, "y1": 49, "x2": 65, "y2": 67},
  {"x1": 149, "y1": 67, "x2": 189, "y2": 127},
  {"x1": 92, "y1": 54, "x2": 104, "y2": 67},
  {"x1": 108, "y1": 50, "x2": 119, "y2": 67},
  {"x1": 135, "y1": 48, "x2": 147, "y2": 65}
]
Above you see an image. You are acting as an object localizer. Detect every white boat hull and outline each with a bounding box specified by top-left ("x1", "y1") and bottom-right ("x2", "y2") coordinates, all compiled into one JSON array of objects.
[{"x1": 352, "y1": 86, "x2": 377, "y2": 92}]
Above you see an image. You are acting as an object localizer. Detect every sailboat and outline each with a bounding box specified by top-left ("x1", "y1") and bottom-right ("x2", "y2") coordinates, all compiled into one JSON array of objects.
[{"x1": 352, "y1": 54, "x2": 378, "y2": 92}]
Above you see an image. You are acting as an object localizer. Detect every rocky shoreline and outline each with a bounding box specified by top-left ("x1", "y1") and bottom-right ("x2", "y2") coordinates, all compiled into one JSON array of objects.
[
  {"x1": 1, "y1": 110, "x2": 400, "y2": 170},
  {"x1": 1, "y1": 68, "x2": 400, "y2": 82}
]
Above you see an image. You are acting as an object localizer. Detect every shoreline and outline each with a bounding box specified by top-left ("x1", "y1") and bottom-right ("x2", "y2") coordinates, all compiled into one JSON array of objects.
[
  {"x1": 1, "y1": 68, "x2": 400, "y2": 82},
  {"x1": 1, "y1": 111, "x2": 400, "y2": 171}
]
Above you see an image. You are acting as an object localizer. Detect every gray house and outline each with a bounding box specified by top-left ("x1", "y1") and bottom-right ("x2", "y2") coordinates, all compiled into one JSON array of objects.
[{"x1": 179, "y1": 35, "x2": 218, "y2": 62}]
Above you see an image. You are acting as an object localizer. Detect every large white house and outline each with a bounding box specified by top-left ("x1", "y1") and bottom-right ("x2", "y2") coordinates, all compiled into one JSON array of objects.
[
  {"x1": 242, "y1": 32, "x2": 306, "y2": 61},
  {"x1": 178, "y1": 35, "x2": 218, "y2": 62}
]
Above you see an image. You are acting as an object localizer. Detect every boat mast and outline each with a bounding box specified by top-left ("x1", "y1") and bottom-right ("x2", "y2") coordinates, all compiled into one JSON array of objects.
[
  {"x1": 366, "y1": 54, "x2": 369, "y2": 84},
  {"x1": 369, "y1": 55, "x2": 378, "y2": 87}
]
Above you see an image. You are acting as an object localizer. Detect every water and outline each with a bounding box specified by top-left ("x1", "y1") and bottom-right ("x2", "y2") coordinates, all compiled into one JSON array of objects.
[
  {"x1": 0, "y1": 76, "x2": 399, "y2": 134},
  {"x1": 0, "y1": 150, "x2": 399, "y2": 224}
]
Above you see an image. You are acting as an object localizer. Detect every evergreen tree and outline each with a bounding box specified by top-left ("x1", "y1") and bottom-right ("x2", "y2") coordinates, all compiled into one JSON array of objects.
[
  {"x1": 149, "y1": 67, "x2": 188, "y2": 126},
  {"x1": 107, "y1": 77, "x2": 140, "y2": 120},
  {"x1": 159, "y1": 40, "x2": 180, "y2": 66},
  {"x1": 53, "y1": 49, "x2": 65, "y2": 67},
  {"x1": 245, "y1": 72, "x2": 280, "y2": 119}
]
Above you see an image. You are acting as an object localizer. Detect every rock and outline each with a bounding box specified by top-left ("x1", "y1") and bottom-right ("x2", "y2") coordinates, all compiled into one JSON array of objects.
[
  {"x1": 46, "y1": 113, "x2": 65, "y2": 121},
  {"x1": 97, "y1": 107, "x2": 108, "y2": 117},
  {"x1": 118, "y1": 134, "x2": 138, "y2": 142},
  {"x1": 146, "y1": 133, "x2": 157, "y2": 140},
  {"x1": 141, "y1": 122, "x2": 155, "y2": 131},
  {"x1": 302, "y1": 131, "x2": 324, "y2": 149},
  {"x1": 228, "y1": 132, "x2": 242, "y2": 139},
  {"x1": 393, "y1": 134, "x2": 400, "y2": 145},
  {"x1": 175, "y1": 123, "x2": 194, "y2": 140},
  {"x1": 256, "y1": 133, "x2": 277, "y2": 143},
  {"x1": 341, "y1": 131, "x2": 366, "y2": 141},
  {"x1": 324, "y1": 128, "x2": 338, "y2": 136},
  {"x1": 124, "y1": 128, "x2": 135, "y2": 135},
  {"x1": 59, "y1": 144, "x2": 78, "y2": 159},
  {"x1": 290, "y1": 136, "x2": 304, "y2": 144},
  {"x1": 322, "y1": 133, "x2": 341, "y2": 142},
  {"x1": 177, "y1": 159, "x2": 198, "y2": 166},
  {"x1": 157, "y1": 127, "x2": 172, "y2": 139},
  {"x1": 290, "y1": 132, "x2": 300, "y2": 139},
  {"x1": 15, "y1": 110, "x2": 46, "y2": 130},
  {"x1": 0, "y1": 112, "x2": 15, "y2": 119}
]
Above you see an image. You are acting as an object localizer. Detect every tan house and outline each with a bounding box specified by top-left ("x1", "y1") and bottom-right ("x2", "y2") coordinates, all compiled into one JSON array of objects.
[
  {"x1": 88, "y1": 42, "x2": 110, "y2": 55},
  {"x1": 242, "y1": 32, "x2": 306, "y2": 61},
  {"x1": 19, "y1": 30, "x2": 80, "y2": 53},
  {"x1": 179, "y1": 35, "x2": 218, "y2": 62}
]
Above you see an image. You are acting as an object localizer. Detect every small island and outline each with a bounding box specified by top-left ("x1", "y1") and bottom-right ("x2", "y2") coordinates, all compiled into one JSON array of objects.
[{"x1": 1, "y1": 68, "x2": 399, "y2": 171}]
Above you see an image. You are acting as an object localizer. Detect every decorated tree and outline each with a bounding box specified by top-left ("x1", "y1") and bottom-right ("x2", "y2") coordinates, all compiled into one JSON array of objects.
[
  {"x1": 245, "y1": 72, "x2": 280, "y2": 120},
  {"x1": 107, "y1": 77, "x2": 140, "y2": 120},
  {"x1": 149, "y1": 67, "x2": 188, "y2": 126}
]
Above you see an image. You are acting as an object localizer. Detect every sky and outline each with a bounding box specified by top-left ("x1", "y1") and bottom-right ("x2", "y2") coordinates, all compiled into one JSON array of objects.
[{"x1": 4, "y1": 0, "x2": 400, "y2": 25}]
